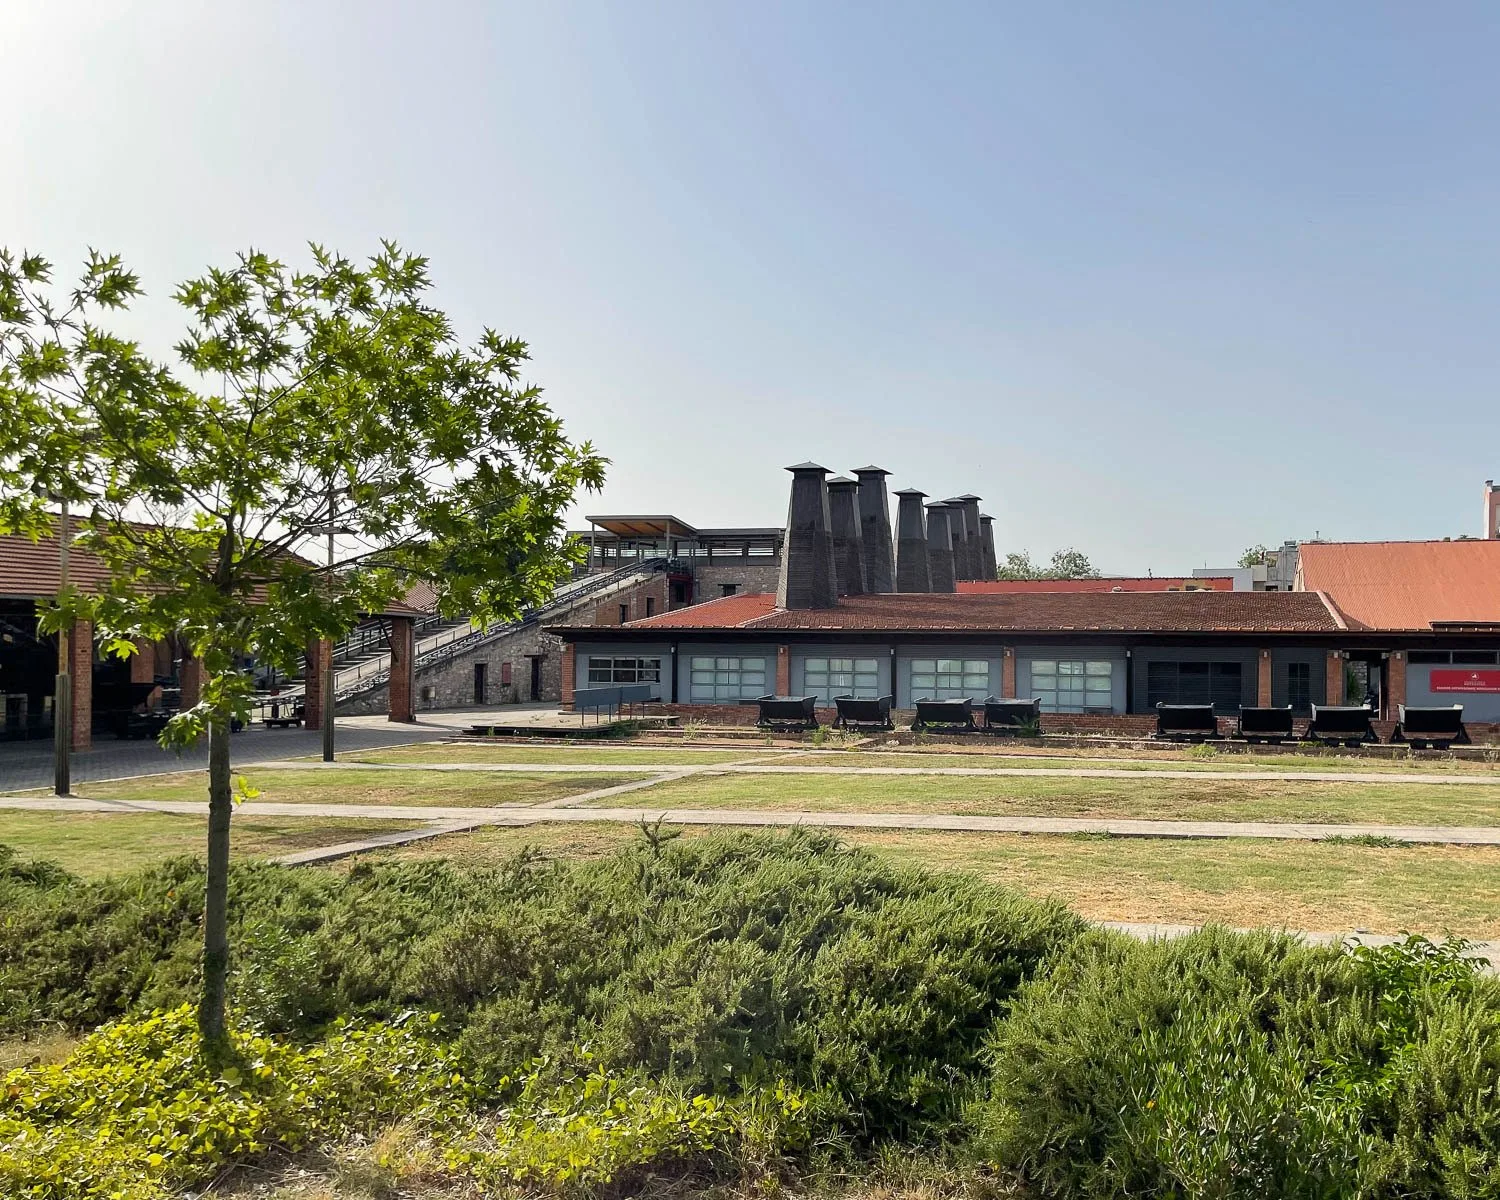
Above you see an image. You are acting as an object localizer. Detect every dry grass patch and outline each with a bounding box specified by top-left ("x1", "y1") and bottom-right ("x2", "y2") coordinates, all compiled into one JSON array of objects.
[
  {"x1": 344, "y1": 743, "x2": 767, "y2": 767},
  {"x1": 0, "y1": 811, "x2": 420, "y2": 877},
  {"x1": 77, "y1": 768, "x2": 634, "y2": 809},
  {"x1": 794, "y1": 746, "x2": 1500, "y2": 775},
  {"x1": 597, "y1": 771, "x2": 1500, "y2": 827}
]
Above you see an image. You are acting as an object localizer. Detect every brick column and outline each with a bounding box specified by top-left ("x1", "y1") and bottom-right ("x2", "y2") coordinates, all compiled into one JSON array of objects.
[
  {"x1": 303, "y1": 639, "x2": 329, "y2": 729},
  {"x1": 179, "y1": 655, "x2": 203, "y2": 709},
  {"x1": 388, "y1": 617, "x2": 415, "y2": 723},
  {"x1": 1325, "y1": 650, "x2": 1344, "y2": 705},
  {"x1": 560, "y1": 644, "x2": 576, "y2": 710},
  {"x1": 1001, "y1": 647, "x2": 1017, "y2": 699},
  {"x1": 69, "y1": 619, "x2": 93, "y2": 750},
  {"x1": 776, "y1": 645, "x2": 791, "y2": 696},
  {"x1": 1257, "y1": 649, "x2": 1273, "y2": 707},
  {"x1": 1387, "y1": 650, "x2": 1406, "y2": 720}
]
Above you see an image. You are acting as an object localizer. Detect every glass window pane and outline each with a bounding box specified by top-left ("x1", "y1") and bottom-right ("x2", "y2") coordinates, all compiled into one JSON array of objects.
[
  {"x1": 1086, "y1": 661, "x2": 1113, "y2": 676},
  {"x1": 805, "y1": 658, "x2": 827, "y2": 673},
  {"x1": 691, "y1": 657, "x2": 712, "y2": 670},
  {"x1": 937, "y1": 659, "x2": 962, "y2": 673},
  {"x1": 855, "y1": 659, "x2": 878, "y2": 673}
]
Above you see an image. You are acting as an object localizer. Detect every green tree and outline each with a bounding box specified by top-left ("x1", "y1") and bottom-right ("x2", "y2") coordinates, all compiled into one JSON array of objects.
[
  {"x1": 994, "y1": 548, "x2": 1099, "y2": 580},
  {"x1": 0, "y1": 243, "x2": 606, "y2": 1045},
  {"x1": 1238, "y1": 544, "x2": 1273, "y2": 568}
]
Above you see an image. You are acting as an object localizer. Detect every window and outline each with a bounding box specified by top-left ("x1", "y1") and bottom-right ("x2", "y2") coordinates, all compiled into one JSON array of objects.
[
  {"x1": 618, "y1": 603, "x2": 630, "y2": 623},
  {"x1": 1031, "y1": 660, "x2": 1114, "y2": 713},
  {"x1": 671, "y1": 581, "x2": 690, "y2": 604},
  {"x1": 1146, "y1": 660, "x2": 1243, "y2": 712},
  {"x1": 803, "y1": 657, "x2": 880, "y2": 704},
  {"x1": 1286, "y1": 661, "x2": 1311, "y2": 712},
  {"x1": 721, "y1": 583, "x2": 739, "y2": 597},
  {"x1": 690, "y1": 656, "x2": 767, "y2": 701},
  {"x1": 1452, "y1": 651, "x2": 1499, "y2": 665},
  {"x1": 644, "y1": 597, "x2": 655, "y2": 617},
  {"x1": 909, "y1": 658, "x2": 989, "y2": 701},
  {"x1": 1409, "y1": 651, "x2": 1451, "y2": 664},
  {"x1": 587, "y1": 656, "x2": 661, "y2": 685}
]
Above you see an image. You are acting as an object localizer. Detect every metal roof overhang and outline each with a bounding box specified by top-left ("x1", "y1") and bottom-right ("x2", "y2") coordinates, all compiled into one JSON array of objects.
[{"x1": 584, "y1": 515, "x2": 700, "y2": 539}]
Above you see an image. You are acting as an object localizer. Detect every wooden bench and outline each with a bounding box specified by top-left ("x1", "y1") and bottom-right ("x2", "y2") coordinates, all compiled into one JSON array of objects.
[
  {"x1": 1155, "y1": 703, "x2": 1219, "y2": 742},
  {"x1": 1236, "y1": 705, "x2": 1294, "y2": 744},
  {"x1": 263, "y1": 697, "x2": 305, "y2": 729},
  {"x1": 982, "y1": 697, "x2": 1042, "y2": 735},
  {"x1": 834, "y1": 694, "x2": 894, "y2": 731}
]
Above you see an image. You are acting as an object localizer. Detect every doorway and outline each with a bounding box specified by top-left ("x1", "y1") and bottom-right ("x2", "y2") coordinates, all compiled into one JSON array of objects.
[
  {"x1": 473, "y1": 662, "x2": 487, "y2": 706},
  {"x1": 529, "y1": 656, "x2": 543, "y2": 702}
]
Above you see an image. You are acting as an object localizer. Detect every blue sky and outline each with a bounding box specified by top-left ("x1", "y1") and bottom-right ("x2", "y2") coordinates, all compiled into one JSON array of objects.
[{"x1": 5, "y1": 2, "x2": 1499, "y2": 573}]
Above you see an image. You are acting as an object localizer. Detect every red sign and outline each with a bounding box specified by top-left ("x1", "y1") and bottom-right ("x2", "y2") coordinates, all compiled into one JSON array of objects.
[{"x1": 1430, "y1": 668, "x2": 1500, "y2": 693}]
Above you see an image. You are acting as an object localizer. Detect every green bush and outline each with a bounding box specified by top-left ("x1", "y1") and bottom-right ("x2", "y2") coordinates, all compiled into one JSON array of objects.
[
  {"x1": 976, "y1": 927, "x2": 1500, "y2": 1198},
  {"x1": 0, "y1": 1005, "x2": 466, "y2": 1200},
  {"x1": 0, "y1": 831, "x2": 1083, "y2": 1140}
]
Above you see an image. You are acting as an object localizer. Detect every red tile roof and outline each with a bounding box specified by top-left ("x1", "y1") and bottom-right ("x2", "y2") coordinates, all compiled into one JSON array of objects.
[
  {"x1": 1299, "y1": 540, "x2": 1500, "y2": 631},
  {"x1": 958, "y1": 577, "x2": 1233, "y2": 593},
  {"x1": 582, "y1": 589, "x2": 1341, "y2": 634}
]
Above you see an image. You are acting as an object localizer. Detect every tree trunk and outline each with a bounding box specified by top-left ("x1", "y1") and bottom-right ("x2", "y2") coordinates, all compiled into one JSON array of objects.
[{"x1": 198, "y1": 717, "x2": 233, "y2": 1049}]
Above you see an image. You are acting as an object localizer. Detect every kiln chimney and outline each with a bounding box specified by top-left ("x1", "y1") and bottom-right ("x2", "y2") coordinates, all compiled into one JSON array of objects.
[
  {"x1": 894, "y1": 488, "x2": 931, "y2": 592},
  {"x1": 854, "y1": 466, "x2": 895, "y2": 592},
  {"x1": 826, "y1": 476, "x2": 867, "y2": 596},
  {"x1": 925, "y1": 502, "x2": 957, "y2": 593}
]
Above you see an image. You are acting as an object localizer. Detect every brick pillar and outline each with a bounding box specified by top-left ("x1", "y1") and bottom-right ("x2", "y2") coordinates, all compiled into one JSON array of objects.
[
  {"x1": 131, "y1": 638, "x2": 160, "y2": 711},
  {"x1": 1257, "y1": 649, "x2": 1273, "y2": 707},
  {"x1": 1001, "y1": 647, "x2": 1017, "y2": 699},
  {"x1": 776, "y1": 645, "x2": 791, "y2": 696},
  {"x1": 1387, "y1": 651, "x2": 1406, "y2": 720},
  {"x1": 560, "y1": 644, "x2": 576, "y2": 711},
  {"x1": 387, "y1": 617, "x2": 415, "y2": 722},
  {"x1": 179, "y1": 655, "x2": 203, "y2": 709},
  {"x1": 69, "y1": 619, "x2": 93, "y2": 750},
  {"x1": 1325, "y1": 650, "x2": 1344, "y2": 705},
  {"x1": 303, "y1": 638, "x2": 329, "y2": 729}
]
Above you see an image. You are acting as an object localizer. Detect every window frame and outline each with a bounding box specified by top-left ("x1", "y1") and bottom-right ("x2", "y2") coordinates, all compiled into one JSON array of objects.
[
  {"x1": 1029, "y1": 658, "x2": 1115, "y2": 714},
  {"x1": 908, "y1": 658, "x2": 990, "y2": 701},
  {"x1": 586, "y1": 656, "x2": 662, "y2": 686},
  {"x1": 802, "y1": 656, "x2": 882, "y2": 704},
  {"x1": 688, "y1": 655, "x2": 768, "y2": 702}
]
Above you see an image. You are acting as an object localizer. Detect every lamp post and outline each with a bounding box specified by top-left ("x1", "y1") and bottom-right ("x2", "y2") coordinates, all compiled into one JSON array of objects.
[
  {"x1": 53, "y1": 496, "x2": 71, "y2": 796},
  {"x1": 312, "y1": 485, "x2": 353, "y2": 764}
]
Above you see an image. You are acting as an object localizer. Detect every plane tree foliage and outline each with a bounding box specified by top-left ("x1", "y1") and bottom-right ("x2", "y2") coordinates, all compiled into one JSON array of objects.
[{"x1": 0, "y1": 242, "x2": 606, "y2": 1044}]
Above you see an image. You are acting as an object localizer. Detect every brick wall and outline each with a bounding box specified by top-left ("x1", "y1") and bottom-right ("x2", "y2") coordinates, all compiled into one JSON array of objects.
[
  {"x1": 388, "y1": 617, "x2": 415, "y2": 722},
  {"x1": 594, "y1": 577, "x2": 670, "y2": 626},
  {"x1": 69, "y1": 619, "x2": 93, "y2": 750},
  {"x1": 691, "y1": 561, "x2": 781, "y2": 600}
]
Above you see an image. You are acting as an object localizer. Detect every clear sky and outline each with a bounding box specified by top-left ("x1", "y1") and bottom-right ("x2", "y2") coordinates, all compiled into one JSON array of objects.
[{"x1": 5, "y1": 2, "x2": 1499, "y2": 573}]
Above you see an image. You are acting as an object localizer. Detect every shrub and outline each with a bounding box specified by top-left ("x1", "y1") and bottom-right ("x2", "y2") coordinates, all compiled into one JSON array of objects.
[
  {"x1": 976, "y1": 927, "x2": 1500, "y2": 1198},
  {"x1": 0, "y1": 1006, "x2": 466, "y2": 1200},
  {"x1": 0, "y1": 831, "x2": 1083, "y2": 1141}
]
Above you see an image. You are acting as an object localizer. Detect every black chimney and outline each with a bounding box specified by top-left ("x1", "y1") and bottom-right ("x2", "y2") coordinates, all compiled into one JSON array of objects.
[
  {"x1": 925, "y1": 502, "x2": 957, "y2": 593},
  {"x1": 893, "y1": 488, "x2": 931, "y2": 592},
  {"x1": 956, "y1": 495, "x2": 984, "y2": 581},
  {"x1": 827, "y1": 476, "x2": 867, "y2": 596},
  {"x1": 979, "y1": 513, "x2": 998, "y2": 581},
  {"x1": 854, "y1": 466, "x2": 895, "y2": 592},
  {"x1": 776, "y1": 462, "x2": 838, "y2": 609}
]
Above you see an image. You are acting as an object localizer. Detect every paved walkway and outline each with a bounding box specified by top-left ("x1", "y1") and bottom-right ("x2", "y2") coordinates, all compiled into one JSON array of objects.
[
  {"x1": 250, "y1": 759, "x2": 1500, "y2": 787},
  {"x1": 7, "y1": 794, "x2": 1500, "y2": 845}
]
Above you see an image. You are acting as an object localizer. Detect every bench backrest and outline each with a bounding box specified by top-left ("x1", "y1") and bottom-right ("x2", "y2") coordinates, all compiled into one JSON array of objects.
[
  {"x1": 618, "y1": 684, "x2": 656, "y2": 704},
  {"x1": 573, "y1": 685, "x2": 621, "y2": 713}
]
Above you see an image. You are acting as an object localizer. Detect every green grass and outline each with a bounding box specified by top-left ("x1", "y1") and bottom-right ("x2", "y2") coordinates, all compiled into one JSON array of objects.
[
  {"x1": 366, "y1": 821, "x2": 1500, "y2": 938},
  {"x1": 0, "y1": 811, "x2": 418, "y2": 877},
  {"x1": 72, "y1": 768, "x2": 636, "y2": 808},
  {"x1": 342, "y1": 743, "x2": 770, "y2": 766},
  {"x1": 587, "y1": 771, "x2": 1500, "y2": 826}
]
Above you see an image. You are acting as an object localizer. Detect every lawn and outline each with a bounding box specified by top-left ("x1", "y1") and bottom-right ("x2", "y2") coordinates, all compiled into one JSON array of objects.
[
  {"x1": 364, "y1": 820, "x2": 1500, "y2": 938},
  {"x1": 588, "y1": 770, "x2": 1500, "y2": 826},
  {"x1": 342, "y1": 743, "x2": 775, "y2": 766},
  {"x1": 790, "y1": 747, "x2": 1500, "y2": 775},
  {"x1": 0, "y1": 811, "x2": 419, "y2": 878},
  {"x1": 70, "y1": 768, "x2": 636, "y2": 808}
]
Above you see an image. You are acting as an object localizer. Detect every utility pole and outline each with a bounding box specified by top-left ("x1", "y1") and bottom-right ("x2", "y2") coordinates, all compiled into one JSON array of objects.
[
  {"x1": 53, "y1": 496, "x2": 71, "y2": 796},
  {"x1": 322, "y1": 483, "x2": 336, "y2": 763}
]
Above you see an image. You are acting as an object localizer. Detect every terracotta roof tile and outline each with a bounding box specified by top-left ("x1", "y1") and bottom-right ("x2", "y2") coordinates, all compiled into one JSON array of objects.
[
  {"x1": 1299, "y1": 540, "x2": 1500, "y2": 631},
  {"x1": 584, "y1": 589, "x2": 1339, "y2": 634},
  {"x1": 957, "y1": 578, "x2": 1234, "y2": 593}
]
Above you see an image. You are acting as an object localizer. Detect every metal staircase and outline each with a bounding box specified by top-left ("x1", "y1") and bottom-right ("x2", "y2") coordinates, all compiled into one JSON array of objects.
[{"x1": 253, "y1": 559, "x2": 670, "y2": 711}]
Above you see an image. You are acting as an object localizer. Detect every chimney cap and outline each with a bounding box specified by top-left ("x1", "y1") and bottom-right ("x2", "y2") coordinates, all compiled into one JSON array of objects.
[
  {"x1": 979, "y1": 513, "x2": 994, "y2": 522},
  {"x1": 853, "y1": 465, "x2": 891, "y2": 476},
  {"x1": 826, "y1": 475, "x2": 857, "y2": 487},
  {"x1": 893, "y1": 487, "x2": 928, "y2": 497},
  {"x1": 785, "y1": 461, "x2": 830, "y2": 473},
  {"x1": 954, "y1": 492, "x2": 984, "y2": 502},
  {"x1": 924, "y1": 500, "x2": 951, "y2": 510}
]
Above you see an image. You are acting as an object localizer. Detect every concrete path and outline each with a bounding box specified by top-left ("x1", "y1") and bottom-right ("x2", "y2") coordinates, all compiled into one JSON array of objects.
[
  {"x1": 1098, "y1": 921, "x2": 1500, "y2": 971},
  {"x1": 246, "y1": 759, "x2": 1500, "y2": 787},
  {"x1": 8, "y1": 794, "x2": 1500, "y2": 845}
]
